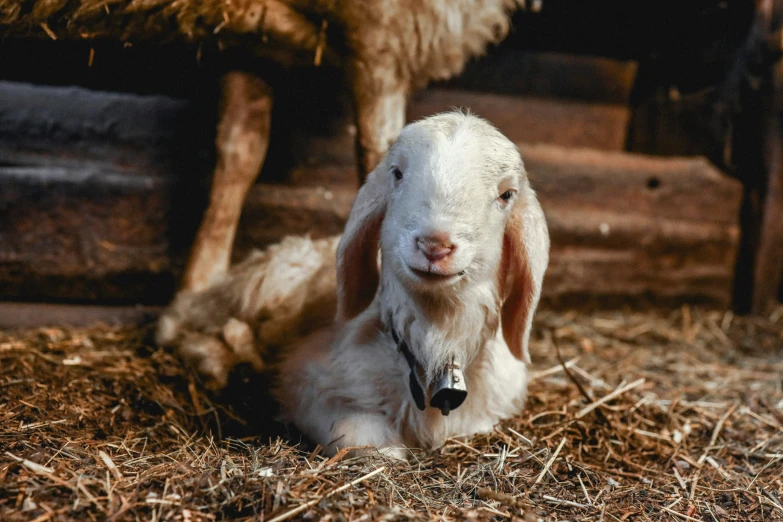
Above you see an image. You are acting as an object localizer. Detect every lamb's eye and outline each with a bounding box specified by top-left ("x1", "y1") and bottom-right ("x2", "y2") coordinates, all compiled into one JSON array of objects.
[
  {"x1": 499, "y1": 190, "x2": 514, "y2": 202},
  {"x1": 392, "y1": 167, "x2": 403, "y2": 181}
]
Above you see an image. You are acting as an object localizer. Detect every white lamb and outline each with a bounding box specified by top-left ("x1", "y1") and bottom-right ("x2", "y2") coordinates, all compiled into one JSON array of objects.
[
  {"x1": 276, "y1": 112, "x2": 549, "y2": 457},
  {"x1": 159, "y1": 112, "x2": 549, "y2": 457}
]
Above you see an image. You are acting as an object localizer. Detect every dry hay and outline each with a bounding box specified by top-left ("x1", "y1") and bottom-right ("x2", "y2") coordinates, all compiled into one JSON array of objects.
[{"x1": 1, "y1": 306, "x2": 782, "y2": 521}]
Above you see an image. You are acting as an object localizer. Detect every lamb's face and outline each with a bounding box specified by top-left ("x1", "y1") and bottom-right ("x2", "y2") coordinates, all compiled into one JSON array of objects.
[{"x1": 380, "y1": 114, "x2": 524, "y2": 294}]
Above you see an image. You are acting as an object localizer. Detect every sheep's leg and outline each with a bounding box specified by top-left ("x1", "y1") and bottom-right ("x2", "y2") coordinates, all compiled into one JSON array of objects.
[
  {"x1": 181, "y1": 71, "x2": 273, "y2": 292},
  {"x1": 349, "y1": 62, "x2": 407, "y2": 181},
  {"x1": 158, "y1": 236, "x2": 340, "y2": 390}
]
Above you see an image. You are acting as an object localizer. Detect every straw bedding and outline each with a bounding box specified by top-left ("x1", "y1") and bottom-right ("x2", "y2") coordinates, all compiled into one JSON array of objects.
[{"x1": 1, "y1": 306, "x2": 782, "y2": 521}]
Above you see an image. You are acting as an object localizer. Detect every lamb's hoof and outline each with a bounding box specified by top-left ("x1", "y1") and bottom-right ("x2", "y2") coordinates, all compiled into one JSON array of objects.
[
  {"x1": 376, "y1": 446, "x2": 410, "y2": 462},
  {"x1": 341, "y1": 446, "x2": 409, "y2": 462},
  {"x1": 222, "y1": 318, "x2": 264, "y2": 372}
]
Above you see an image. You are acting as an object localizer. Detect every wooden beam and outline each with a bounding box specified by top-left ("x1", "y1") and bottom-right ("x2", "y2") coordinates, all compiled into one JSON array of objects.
[
  {"x1": 286, "y1": 88, "x2": 633, "y2": 188},
  {"x1": 0, "y1": 302, "x2": 161, "y2": 328},
  {"x1": 0, "y1": 80, "x2": 211, "y2": 175},
  {"x1": 0, "y1": 165, "x2": 188, "y2": 303},
  {"x1": 521, "y1": 145, "x2": 742, "y2": 306},
  {"x1": 440, "y1": 51, "x2": 638, "y2": 105},
  {"x1": 407, "y1": 91, "x2": 630, "y2": 151}
]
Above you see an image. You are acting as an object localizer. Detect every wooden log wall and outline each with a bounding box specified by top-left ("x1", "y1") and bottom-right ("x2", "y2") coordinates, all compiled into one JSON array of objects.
[{"x1": 0, "y1": 66, "x2": 744, "y2": 307}]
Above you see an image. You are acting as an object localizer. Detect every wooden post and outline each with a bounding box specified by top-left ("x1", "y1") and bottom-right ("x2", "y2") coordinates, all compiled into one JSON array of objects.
[
  {"x1": 752, "y1": 60, "x2": 783, "y2": 313},
  {"x1": 749, "y1": 0, "x2": 783, "y2": 313}
]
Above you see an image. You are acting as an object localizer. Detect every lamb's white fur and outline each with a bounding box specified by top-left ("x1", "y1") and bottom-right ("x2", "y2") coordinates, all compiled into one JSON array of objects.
[{"x1": 275, "y1": 112, "x2": 549, "y2": 457}]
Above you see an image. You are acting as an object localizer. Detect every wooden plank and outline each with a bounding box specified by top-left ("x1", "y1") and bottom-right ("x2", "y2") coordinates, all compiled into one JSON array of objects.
[
  {"x1": 407, "y1": 91, "x2": 630, "y2": 151},
  {"x1": 232, "y1": 185, "x2": 354, "y2": 258},
  {"x1": 0, "y1": 80, "x2": 214, "y2": 175},
  {"x1": 1, "y1": 71, "x2": 633, "y2": 189},
  {"x1": 542, "y1": 208, "x2": 739, "y2": 305},
  {"x1": 522, "y1": 145, "x2": 742, "y2": 306},
  {"x1": 0, "y1": 302, "x2": 161, "y2": 328},
  {"x1": 442, "y1": 51, "x2": 638, "y2": 105},
  {"x1": 520, "y1": 144, "x2": 740, "y2": 226},
  {"x1": 0, "y1": 165, "x2": 192, "y2": 303}
]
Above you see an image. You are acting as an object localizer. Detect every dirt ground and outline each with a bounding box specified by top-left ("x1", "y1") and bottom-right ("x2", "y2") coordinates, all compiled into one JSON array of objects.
[{"x1": 1, "y1": 306, "x2": 782, "y2": 521}]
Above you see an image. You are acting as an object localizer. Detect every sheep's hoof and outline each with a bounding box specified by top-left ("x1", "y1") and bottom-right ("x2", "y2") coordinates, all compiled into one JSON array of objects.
[
  {"x1": 157, "y1": 314, "x2": 263, "y2": 390},
  {"x1": 222, "y1": 318, "x2": 265, "y2": 373}
]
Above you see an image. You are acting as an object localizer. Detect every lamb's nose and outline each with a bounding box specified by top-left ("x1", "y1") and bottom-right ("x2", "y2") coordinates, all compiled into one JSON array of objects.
[{"x1": 416, "y1": 233, "x2": 455, "y2": 262}]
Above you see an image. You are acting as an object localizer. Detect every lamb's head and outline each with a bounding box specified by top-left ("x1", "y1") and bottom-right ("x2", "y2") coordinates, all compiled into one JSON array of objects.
[
  {"x1": 380, "y1": 113, "x2": 523, "y2": 293},
  {"x1": 336, "y1": 111, "x2": 549, "y2": 414}
]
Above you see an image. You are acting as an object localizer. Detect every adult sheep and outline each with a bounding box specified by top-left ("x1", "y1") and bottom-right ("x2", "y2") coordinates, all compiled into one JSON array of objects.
[{"x1": 1, "y1": 0, "x2": 528, "y2": 371}]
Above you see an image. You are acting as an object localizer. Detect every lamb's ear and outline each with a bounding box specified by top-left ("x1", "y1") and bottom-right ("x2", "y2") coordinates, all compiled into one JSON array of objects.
[
  {"x1": 500, "y1": 183, "x2": 550, "y2": 364},
  {"x1": 336, "y1": 168, "x2": 389, "y2": 321}
]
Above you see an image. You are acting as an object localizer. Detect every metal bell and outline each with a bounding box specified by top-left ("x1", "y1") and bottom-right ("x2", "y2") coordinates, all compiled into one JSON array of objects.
[{"x1": 429, "y1": 359, "x2": 467, "y2": 416}]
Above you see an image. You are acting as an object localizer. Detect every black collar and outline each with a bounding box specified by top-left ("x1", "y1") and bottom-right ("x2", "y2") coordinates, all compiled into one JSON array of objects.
[{"x1": 391, "y1": 327, "x2": 427, "y2": 411}]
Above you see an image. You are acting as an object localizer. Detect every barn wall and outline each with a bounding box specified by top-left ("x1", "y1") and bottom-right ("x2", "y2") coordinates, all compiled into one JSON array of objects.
[{"x1": 0, "y1": 47, "x2": 744, "y2": 307}]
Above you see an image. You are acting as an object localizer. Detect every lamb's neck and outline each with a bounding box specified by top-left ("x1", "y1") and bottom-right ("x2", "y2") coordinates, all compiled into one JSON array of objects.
[{"x1": 378, "y1": 274, "x2": 500, "y2": 380}]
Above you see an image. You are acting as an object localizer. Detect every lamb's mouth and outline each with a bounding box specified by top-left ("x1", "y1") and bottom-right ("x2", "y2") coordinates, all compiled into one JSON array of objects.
[{"x1": 408, "y1": 266, "x2": 465, "y2": 281}]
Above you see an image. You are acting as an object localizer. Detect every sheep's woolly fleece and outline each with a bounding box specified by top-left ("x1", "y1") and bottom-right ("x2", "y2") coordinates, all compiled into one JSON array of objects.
[
  {"x1": 2, "y1": 305, "x2": 782, "y2": 521},
  {"x1": 0, "y1": 0, "x2": 331, "y2": 66},
  {"x1": 0, "y1": 0, "x2": 520, "y2": 83}
]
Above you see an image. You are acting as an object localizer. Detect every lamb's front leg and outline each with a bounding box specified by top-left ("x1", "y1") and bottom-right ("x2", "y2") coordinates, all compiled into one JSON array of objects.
[{"x1": 326, "y1": 413, "x2": 409, "y2": 460}]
